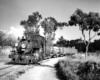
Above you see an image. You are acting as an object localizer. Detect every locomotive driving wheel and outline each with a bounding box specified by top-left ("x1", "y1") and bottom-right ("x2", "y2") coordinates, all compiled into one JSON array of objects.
[{"x1": 31, "y1": 51, "x2": 40, "y2": 63}]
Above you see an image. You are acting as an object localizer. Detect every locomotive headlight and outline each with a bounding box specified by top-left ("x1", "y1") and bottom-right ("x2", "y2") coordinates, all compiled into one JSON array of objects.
[{"x1": 21, "y1": 44, "x2": 26, "y2": 48}]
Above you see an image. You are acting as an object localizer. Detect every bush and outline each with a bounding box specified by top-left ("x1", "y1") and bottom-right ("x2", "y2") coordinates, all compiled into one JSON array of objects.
[
  {"x1": 0, "y1": 46, "x2": 12, "y2": 62},
  {"x1": 55, "y1": 58, "x2": 100, "y2": 80},
  {"x1": 55, "y1": 59, "x2": 79, "y2": 80},
  {"x1": 77, "y1": 61, "x2": 100, "y2": 80}
]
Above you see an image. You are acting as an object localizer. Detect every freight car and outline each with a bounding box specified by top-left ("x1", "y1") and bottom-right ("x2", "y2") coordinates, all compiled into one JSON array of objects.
[{"x1": 9, "y1": 34, "x2": 45, "y2": 64}]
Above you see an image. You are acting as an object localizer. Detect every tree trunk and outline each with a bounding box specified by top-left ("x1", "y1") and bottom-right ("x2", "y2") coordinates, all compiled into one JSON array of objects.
[
  {"x1": 59, "y1": 46, "x2": 61, "y2": 53},
  {"x1": 63, "y1": 47, "x2": 64, "y2": 54},
  {"x1": 85, "y1": 42, "x2": 90, "y2": 58},
  {"x1": 44, "y1": 33, "x2": 46, "y2": 57}
]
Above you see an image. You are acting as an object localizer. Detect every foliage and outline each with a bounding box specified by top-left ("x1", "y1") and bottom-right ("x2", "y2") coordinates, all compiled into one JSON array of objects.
[
  {"x1": 57, "y1": 36, "x2": 67, "y2": 47},
  {"x1": 55, "y1": 58, "x2": 100, "y2": 80},
  {"x1": 55, "y1": 59, "x2": 79, "y2": 80},
  {"x1": 77, "y1": 61, "x2": 100, "y2": 80},
  {"x1": 0, "y1": 31, "x2": 5, "y2": 46},
  {"x1": 20, "y1": 11, "x2": 42, "y2": 37},
  {"x1": 20, "y1": 11, "x2": 42, "y2": 28},
  {"x1": 68, "y1": 9, "x2": 100, "y2": 32},
  {"x1": 0, "y1": 31, "x2": 15, "y2": 46},
  {"x1": 41, "y1": 17, "x2": 67, "y2": 34},
  {"x1": 55, "y1": 37, "x2": 100, "y2": 53}
]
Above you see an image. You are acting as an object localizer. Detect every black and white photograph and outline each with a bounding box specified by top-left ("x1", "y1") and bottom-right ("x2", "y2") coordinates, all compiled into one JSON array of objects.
[{"x1": 0, "y1": 0, "x2": 100, "y2": 80}]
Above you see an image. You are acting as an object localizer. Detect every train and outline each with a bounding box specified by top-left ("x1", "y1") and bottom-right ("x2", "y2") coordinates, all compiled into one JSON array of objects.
[
  {"x1": 9, "y1": 32, "x2": 45, "y2": 64},
  {"x1": 9, "y1": 29, "x2": 77, "y2": 64}
]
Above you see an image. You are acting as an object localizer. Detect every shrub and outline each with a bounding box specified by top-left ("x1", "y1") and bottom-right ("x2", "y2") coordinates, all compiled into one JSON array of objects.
[
  {"x1": 77, "y1": 61, "x2": 100, "y2": 80},
  {"x1": 55, "y1": 58, "x2": 100, "y2": 80},
  {"x1": 55, "y1": 59, "x2": 79, "y2": 80}
]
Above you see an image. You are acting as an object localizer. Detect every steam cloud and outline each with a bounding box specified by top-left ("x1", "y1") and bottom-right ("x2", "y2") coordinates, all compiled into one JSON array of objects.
[{"x1": 5, "y1": 26, "x2": 25, "y2": 40}]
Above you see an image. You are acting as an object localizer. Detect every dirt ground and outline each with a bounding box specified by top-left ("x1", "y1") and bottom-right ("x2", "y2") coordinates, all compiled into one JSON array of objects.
[{"x1": 16, "y1": 57, "x2": 63, "y2": 80}]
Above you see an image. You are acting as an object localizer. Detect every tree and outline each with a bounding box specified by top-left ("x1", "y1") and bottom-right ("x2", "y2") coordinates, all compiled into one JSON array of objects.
[
  {"x1": 57, "y1": 36, "x2": 66, "y2": 53},
  {"x1": 68, "y1": 9, "x2": 100, "y2": 57},
  {"x1": 20, "y1": 11, "x2": 42, "y2": 38},
  {"x1": 0, "y1": 31, "x2": 5, "y2": 46},
  {"x1": 0, "y1": 31, "x2": 16, "y2": 46},
  {"x1": 41, "y1": 17, "x2": 67, "y2": 55}
]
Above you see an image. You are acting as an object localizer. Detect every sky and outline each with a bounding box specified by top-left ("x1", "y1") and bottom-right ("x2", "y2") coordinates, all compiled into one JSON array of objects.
[{"x1": 0, "y1": 0, "x2": 100, "y2": 42}]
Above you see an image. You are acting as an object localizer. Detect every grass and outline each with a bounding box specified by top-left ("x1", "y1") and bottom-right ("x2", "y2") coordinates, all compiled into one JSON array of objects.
[{"x1": 55, "y1": 55, "x2": 100, "y2": 80}]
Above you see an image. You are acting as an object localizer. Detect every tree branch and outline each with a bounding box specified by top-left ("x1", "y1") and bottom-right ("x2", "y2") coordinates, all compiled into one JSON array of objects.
[
  {"x1": 82, "y1": 29, "x2": 86, "y2": 45},
  {"x1": 90, "y1": 32, "x2": 97, "y2": 41},
  {"x1": 89, "y1": 30, "x2": 91, "y2": 41}
]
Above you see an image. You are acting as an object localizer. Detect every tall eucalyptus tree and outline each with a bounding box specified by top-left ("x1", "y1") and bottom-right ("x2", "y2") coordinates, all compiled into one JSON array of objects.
[
  {"x1": 68, "y1": 9, "x2": 100, "y2": 57},
  {"x1": 41, "y1": 17, "x2": 67, "y2": 55}
]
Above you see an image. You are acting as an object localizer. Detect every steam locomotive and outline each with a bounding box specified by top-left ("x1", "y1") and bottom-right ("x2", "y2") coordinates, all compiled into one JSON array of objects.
[{"x1": 9, "y1": 33, "x2": 45, "y2": 64}]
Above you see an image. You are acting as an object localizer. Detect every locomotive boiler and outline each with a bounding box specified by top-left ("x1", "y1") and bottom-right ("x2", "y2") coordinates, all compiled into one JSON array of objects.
[{"x1": 9, "y1": 33, "x2": 45, "y2": 64}]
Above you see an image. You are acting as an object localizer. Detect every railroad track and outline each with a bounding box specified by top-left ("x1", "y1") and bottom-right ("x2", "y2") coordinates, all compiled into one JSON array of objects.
[
  {"x1": 0, "y1": 65, "x2": 22, "y2": 77},
  {"x1": 0, "y1": 65, "x2": 13, "y2": 70},
  {"x1": 0, "y1": 64, "x2": 34, "y2": 78},
  {"x1": 0, "y1": 58, "x2": 59, "y2": 78}
]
